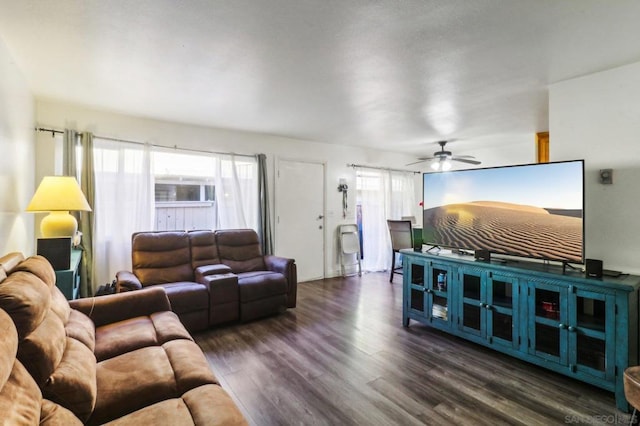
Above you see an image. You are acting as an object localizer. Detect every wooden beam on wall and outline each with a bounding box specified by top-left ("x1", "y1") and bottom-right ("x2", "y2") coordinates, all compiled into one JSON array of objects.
[{"x1": 536, "y1": 132, "x2": 549, "y2": 163}]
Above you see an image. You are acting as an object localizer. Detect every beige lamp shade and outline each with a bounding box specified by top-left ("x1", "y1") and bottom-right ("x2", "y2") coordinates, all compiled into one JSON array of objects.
[{"x1": 27, "y1": 176, "x2": 92, "y2": 238}]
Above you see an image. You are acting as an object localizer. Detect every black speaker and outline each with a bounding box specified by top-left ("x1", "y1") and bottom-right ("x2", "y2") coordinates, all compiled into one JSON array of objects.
[
  {"x1": 585, "y1": 258, "x2": 603, "y2": 279},
  {"x1": 37, "y1": 238, "x2": 72, "y2": 270},
  {"x1": 474, "y1": 249, "x2": 491, "y2": 262}
]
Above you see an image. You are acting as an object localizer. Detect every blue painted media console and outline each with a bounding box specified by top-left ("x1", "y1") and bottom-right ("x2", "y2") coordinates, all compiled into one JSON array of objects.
[{"x1": 401, "y1": 249, "x2": 640, "y2": 411}]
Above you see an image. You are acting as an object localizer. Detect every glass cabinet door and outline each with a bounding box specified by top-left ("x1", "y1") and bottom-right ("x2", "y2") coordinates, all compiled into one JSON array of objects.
[
  {"x1": 458, "y1": 269, "x2": 484, "y2": 336},
  {"x1": 528, "y1": 281, "x2": 569, "y2": 364},
  {"x1": 486, "y1": 273, "x2": 518, "y2": 349},
  {"x1": 569, "y1": 289, "x2": 615, "y2": 379},
  {"x1": 426, "y1": 262, "x2": 451, "y2": 325},
  {"x1": 408, "y1": 261, "x2": 427, "y2": 317}
]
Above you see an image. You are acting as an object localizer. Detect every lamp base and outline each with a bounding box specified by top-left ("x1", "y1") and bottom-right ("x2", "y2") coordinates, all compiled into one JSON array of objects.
[{"x1": 41, "y1": 211, "x2": 78, "y2": 238}]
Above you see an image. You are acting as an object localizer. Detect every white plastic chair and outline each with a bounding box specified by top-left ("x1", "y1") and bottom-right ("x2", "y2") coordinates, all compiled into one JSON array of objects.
[{"x1": 339, "y1": 224, "x2": 362, "y2": 277}]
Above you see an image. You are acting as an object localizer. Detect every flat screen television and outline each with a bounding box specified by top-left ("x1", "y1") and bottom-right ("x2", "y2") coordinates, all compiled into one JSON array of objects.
[{"x1": 422, "y1": 160, "x2": 585, "y2": 263}]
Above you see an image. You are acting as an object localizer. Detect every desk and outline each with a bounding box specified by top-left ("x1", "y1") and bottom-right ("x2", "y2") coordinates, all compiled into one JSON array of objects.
[{"x1": 55, "y1": 249, "x2": 82, "y2": 300}]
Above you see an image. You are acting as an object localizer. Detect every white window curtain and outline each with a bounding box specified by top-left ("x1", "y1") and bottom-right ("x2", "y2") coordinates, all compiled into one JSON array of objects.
[
  {"x1": 93, "y1": 139, "x2": 154, "y2": 286},
  {"x1": 215, "y1": 154, "x2": 258, "y2": 230},
  {"x1": 358, "y1": 169, "x2": 415, "y2": 272}
]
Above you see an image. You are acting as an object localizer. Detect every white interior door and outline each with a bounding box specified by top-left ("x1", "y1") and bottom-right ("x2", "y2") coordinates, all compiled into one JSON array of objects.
[{"x1": 276, "y1": 159, "x2": 325, "y2": 282}]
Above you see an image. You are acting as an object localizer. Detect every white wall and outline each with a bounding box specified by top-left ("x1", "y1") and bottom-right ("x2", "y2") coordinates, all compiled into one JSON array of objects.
[
  {"x1": 550, "y1": 60, "x2": 640, "y2": 274},
  {"x1": 36, "y1": 99, "x2": 421, "y2": 278},
  {"x1": 0, "y1": 37, "x2": 35, "y2": 255}
]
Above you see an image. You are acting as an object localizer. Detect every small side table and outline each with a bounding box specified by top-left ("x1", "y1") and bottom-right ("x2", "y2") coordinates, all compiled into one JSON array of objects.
[{"x1": 55, "y1": 249, "x2": 82, "y2": 300}]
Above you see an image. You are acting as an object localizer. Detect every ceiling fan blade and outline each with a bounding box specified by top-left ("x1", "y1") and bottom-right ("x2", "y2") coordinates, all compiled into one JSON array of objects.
[
  {"x1": 452, "y1": 155, "x2": 476, "y2": 159},
  {"x1": 405, "y1": 159, "x2": 429, "y2": 166},
  {"x1": 453, "y1": 158, "x2": 482, "y2": 165},
  {"x1": 406, "y1": 156, "x2": 436, "y2": 166}
]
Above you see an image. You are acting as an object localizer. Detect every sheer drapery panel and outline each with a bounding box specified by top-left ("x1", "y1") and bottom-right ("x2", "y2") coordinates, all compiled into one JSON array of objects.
[
  {"x1": 214, "y1": 154, "x2": 258, "y2": 230},
  {"x1": 93, "y1": 139, "x2": 154, "y2": 287},
  {"x1": 357, "y1": 169, "x2": 415, "y2": 272}
]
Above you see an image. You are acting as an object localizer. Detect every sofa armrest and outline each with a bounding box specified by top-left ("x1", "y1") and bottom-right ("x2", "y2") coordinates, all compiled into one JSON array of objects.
[
  {"x1": 264, "y1": 255, "x2": 293, "y2": 275},
  {"x1": 194, "y1": 264, "x2": 233, "y2": 282},
  {"x1": 201, "y1": 273, "x2": 240, "y2": 325},
  {"x1": 69, "y1": 287, "x2": 172, "y2": 327},
  {"x1": 115, "y1": 270, "x2": 143, "y2": 292},
  {"x1": 265, "y1": 255, "x2": 297, "y2": 308},
  {"x1": 264, "y1": 255, "x2": 295, "y2": 275}
]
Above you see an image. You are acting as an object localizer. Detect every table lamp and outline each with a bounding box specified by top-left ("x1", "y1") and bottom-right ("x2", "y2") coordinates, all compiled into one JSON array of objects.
[{"x1": 26, "y1": 176, "x2": 92, "y2": 238}]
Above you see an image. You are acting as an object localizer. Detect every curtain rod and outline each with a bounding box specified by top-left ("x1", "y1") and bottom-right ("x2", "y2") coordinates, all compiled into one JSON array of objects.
[
  {"x1": 347, "y1": 163, "x2": 421, "y2": 175},
  {"x1": 35, "y1": 127, "x2": 256, "y2": 159}
]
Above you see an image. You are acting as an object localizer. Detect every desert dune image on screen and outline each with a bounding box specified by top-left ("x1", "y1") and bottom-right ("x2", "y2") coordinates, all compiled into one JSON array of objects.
[{"x1": 422, "y1": 161, "x2": 583, "y2": 262}]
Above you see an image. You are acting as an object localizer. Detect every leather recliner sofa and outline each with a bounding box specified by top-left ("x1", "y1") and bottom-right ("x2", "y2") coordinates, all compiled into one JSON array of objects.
[
  {"x1": 0, "y1": 252, "x2": 247, "y2": 425},
  {"x1": 116, "y1": 229, "x2": 297, "y2": 332}
]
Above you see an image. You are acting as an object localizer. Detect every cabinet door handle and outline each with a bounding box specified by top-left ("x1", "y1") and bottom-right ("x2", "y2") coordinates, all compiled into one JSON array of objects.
[
  {"x1": 485, "y1": 304, "x2": 492, "y2": 310},
  {"x1": 567, "y1": 326, "x2": 577, "y2": 332},
  {"x1": 558, "y1": 323, "x2": 567, "y2": 329}
]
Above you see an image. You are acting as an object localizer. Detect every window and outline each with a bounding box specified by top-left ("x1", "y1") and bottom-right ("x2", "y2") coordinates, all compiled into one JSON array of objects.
[
  {"x1": 152, "y1": 150, "x2": 217, "y2": 231},
  {"x1": 155, "y1": 181, "x2": 215, "y2": 203},
  {"x1": 151, "y1": 149, "x2": 259, "y2": 232}
]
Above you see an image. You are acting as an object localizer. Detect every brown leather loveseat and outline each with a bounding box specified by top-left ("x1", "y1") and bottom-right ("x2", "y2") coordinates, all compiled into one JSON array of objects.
[
  {"x1": 116, "y1": 229, "x2": 297, "y2": 332},
  {"x1": 0, "y1": 252, "x2": 246, "y2": 425}
]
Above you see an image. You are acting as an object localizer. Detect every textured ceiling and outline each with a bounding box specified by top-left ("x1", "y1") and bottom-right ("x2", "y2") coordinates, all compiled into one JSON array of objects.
[{"x1": 1, "y1": 1, "x2": 640, "y2": 155}]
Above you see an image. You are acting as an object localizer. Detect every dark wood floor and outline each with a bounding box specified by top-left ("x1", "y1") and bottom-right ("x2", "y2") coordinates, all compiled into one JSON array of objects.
[{"x1": 194, "y1": 273, "x2": 631, "y2": 425}]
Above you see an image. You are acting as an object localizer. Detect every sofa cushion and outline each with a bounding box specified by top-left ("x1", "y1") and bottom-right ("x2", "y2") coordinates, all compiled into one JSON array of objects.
[
  {"x1": 162, "y1": 339, "x2": 219, "y2": 393},
  {"x1": 18, "y1": 309, "x2": 67, "y2": 386},
  {"x1": 0, "y1": 252, "x2": 25, "y2": 275},
  {"x1": 132, "y1": 231, "x2": 194, "y2": 285},
  {"x1": 157, "y1": 282, "x2": 209, "y2": 313},
  {"x1": 237, "y1": 271, "x2": 287, "y2": 302},
  {"x1": 189, "y1": 230, "x2": 222, "y2": 269},
  {"x1": 16, "y1": 256, "x2": 73, "y2": 324},
  {"x1": 40, "y1": 399, "x2": 84, "y2": 425},
  {"x1": 182, "y1": 384, "x2": 248, "y2": 425},
  {"x1": 14, "y1": 255, "x2": 56, "y2": 285},
  {"x1": 0, "y1": 308, "x2": 43, "y2": 425},
  {"x1": 0, "y1": 308, "x2": 18, "y2": 387},
  {"x1": 65, "y1": 309, "x2": 96, "y2": 352},
  {"x1": 90, "y1": 340, "x2": 218, "y2": 424},
  {"x1": 103, "y1": 384, "x2": 248, "y2": 426},
  {"x1": 50, "y1": 284, "x2": 72, "y2": 324},
  {"x1": 94, "y1": 311, "x2": 192, "y2": 362},
  {"x1": 150, "y1": 311, "x2": 197, "y2": 342},
  {"x1": 43, "y1": 337, "x2": 97, "y2": 422},
  {"x1": 0, "y1": 269, "x2": 51, "y2": 339},
  {"x1": 0, "y1": 255, "x2": 99, "y2": 422},
  {"x1": 0, "y1": 358, "x2": 42, "y2": 425},
  {"x1": 215, "y1": 229, "x2": 266, "y2": 273}
]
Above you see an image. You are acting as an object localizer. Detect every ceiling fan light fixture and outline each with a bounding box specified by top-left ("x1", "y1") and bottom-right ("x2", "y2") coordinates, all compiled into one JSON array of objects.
[
  {"x1": 408, "y1": 140, "x2": 481, "y2": 169},
  {"x1": 431, "y1": 157, "x2": 452, "y2": 171}
]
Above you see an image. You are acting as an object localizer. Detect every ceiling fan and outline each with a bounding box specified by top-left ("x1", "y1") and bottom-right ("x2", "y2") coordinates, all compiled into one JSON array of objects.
[{"x1": 406, "y1": 140, "x2": 481, "y2": 171}]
